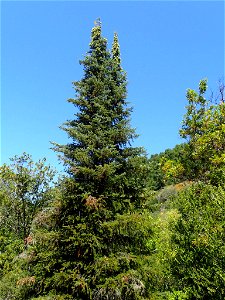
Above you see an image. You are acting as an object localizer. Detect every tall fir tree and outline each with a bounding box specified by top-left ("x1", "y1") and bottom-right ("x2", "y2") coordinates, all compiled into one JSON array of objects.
[
  {"x1": 20, "y1": 21, "x2": 152, "y2": 300},
  {"x1": 55, "y1": 20, "x2": 142, "y2": 205}
]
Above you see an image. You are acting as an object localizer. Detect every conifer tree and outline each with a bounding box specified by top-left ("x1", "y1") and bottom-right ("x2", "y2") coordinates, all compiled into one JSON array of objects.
[
  {"x1": 54, "y1": 20, "x2": 142, "y2": 205},
  {"x1": 22, "y1": 20, "x2": 152, "y2": 300}
]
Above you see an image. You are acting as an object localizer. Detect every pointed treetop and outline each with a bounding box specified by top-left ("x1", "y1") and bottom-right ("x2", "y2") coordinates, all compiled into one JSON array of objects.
[
  {"x1": 94, "y1": 18, "x2": 101, "y2": 27},
  {"x1": 112, "y1": 32, "x2": 121, "y2": 66},
  {"x1": 89, "y1": 18, "x2": 106, "y2": 51},
  {"x1": 92, "y1": 18, "x2": 102, "y2": 38},
  {"x1": 91, "y1": 19, "x2": 101, "y2": 38}
]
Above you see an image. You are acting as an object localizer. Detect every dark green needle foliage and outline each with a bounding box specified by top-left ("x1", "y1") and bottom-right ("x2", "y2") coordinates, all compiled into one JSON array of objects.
[
  {"x1": 27, "y1": 20, "x2": 151, "y2": 300},
  {"x1": 55, "y1": 20, "x2": 143, "y2": 202}
]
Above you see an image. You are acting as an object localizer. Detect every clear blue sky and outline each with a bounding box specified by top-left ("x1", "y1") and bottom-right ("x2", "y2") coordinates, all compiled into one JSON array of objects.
[{"x1": 1, "y1": 1, "x2": 224, "y2": 170}]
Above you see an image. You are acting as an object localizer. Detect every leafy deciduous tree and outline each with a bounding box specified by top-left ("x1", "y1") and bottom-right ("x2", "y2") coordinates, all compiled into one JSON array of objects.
[
  {"x1": 180, "y1": 79, "x2": 225, "y2": 183},
  {"x1": 171, "y1": 183, "x2": 225, "y2": 299},
  {"x1": 0, "y1": 153, "x2": 56, "y2": 240}
]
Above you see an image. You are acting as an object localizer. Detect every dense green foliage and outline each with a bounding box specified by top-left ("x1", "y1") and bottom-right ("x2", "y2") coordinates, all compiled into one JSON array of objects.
[
  {"x1": 0, "y1": 153, "x2": 55, "y2": 240},
  {"x1": 171, "y1": 183, "x2": 225, "y2": 299},
  {"x1": 44, "y1": 20, "x2": 150, "y2": 299},
  {"x1": 0, "y1": 21, "x2": 224, "y2": 300},
  {"x1": 0, "y1": 154, "x2": 56, "y2": 300},
  {"x1": 180, "y1": 79, "x2": 225, "y2": 183},
  {"x1": 147, "y1": 143, "x2": 188, "y2": 190}
]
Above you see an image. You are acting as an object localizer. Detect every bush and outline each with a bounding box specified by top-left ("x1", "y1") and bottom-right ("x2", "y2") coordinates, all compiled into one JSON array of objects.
[{"x1": 171, "y1": 183, "x2": 225, "y2": 299}]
